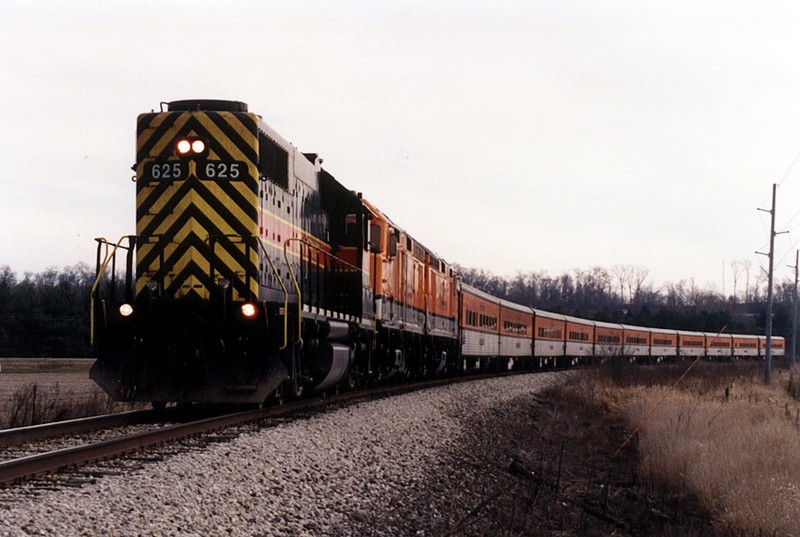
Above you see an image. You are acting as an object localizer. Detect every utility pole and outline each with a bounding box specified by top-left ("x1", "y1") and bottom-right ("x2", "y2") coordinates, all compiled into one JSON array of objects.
[
  {"x1": 791, "y1": 250, "x2": 799, "y2": 368},
  {"x1": 757, "y1": 183, "x2": 779, "y2": 385}
]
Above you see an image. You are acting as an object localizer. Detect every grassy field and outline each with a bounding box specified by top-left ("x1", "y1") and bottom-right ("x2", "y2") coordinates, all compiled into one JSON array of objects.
[{"x1": 0, "y1": 358, "x2": 95, "y2": 373}]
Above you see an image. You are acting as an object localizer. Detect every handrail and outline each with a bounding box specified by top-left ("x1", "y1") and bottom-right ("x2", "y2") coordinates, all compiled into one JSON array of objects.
[
  {"x1": 89, "y1": 236, "x2": 130, "y2": 347},
  {"x1": 283, "y1": 237, "x2": 366, "y2": 348},
  {"x1": 253, "y1": 237, "x2": 290, "y2": 350},
  {"x1": 283, "y1": 238, "x2": 305, "y2": 348}
]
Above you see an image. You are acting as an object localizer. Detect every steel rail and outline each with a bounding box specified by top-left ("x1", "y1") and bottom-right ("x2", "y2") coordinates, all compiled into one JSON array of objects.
[
  {"x1": 0, "y1": 409, "x2": 156, "y2": 448},
  {"x1": 0, "y1": 408, "x2": 269, "y2": 486}
]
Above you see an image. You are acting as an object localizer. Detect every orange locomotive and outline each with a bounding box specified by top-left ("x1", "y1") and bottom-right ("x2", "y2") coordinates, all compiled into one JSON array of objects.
[{"x1": 90, "y1": 100, "x2": 784, "y2": 407}]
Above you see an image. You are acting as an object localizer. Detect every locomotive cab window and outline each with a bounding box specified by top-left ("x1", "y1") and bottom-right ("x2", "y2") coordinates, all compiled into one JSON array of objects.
[
  {"x1": 343, "y1": 214, "x2": 360, "y2": 246},
  {"x1": 368, "y1": 222, "x2": 382, "y2": 253}
]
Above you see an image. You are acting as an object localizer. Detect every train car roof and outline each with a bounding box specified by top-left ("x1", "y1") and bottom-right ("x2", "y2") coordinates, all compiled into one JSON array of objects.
[
  {"x1": 648, "y1": 326, "x2": 680, "y2": 335},
  {"x1": 620, "y1": 323, "x2": 653, "y2": 332},
  {"x1": 562, "y1": 314, "x2": 594, "y2": 326},
  {"x1": 531, "y1": 309, "x2": 567, "y2": 322},
  {"x1": 703, "y1": 332, "x2": 733, "y2": 339},
  {"x1": 460, "y1": 283, "x2": 501, "y2": 304},
  {"x1": 498, "y1": 298, "x2": 533, "y2": 315},
  {"x1": 676, "y1": 329, "x2": 705, "y2": 338},
  {"x1": 593, "y1": 320, "x2": 624, "y2": 330}
]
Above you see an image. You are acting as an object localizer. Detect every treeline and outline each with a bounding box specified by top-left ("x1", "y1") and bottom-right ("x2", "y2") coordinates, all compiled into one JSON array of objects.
[
  {"x1": 456, "y1": 264, "x2": 795, "y2": 338},
  {"x1": 0, "y1": 264, "x2": 95, "y2": 358},
  {"x1": 0, "y1": 263, "x2": 794, "y2": 358}
]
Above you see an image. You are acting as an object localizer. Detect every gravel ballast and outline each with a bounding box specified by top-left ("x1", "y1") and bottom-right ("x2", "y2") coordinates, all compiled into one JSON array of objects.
[{"x1": 0, "y1": 372, "x2": 566, "y2": 536}]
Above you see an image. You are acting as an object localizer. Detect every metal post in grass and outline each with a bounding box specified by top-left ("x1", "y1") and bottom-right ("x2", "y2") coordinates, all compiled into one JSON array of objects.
[
  {"x1": 31, "y1": 384, "x2": 37, "y2": 426},
  {"x1": 757, "y1": 183, "x2": 782, "y2": 385},
  {"x1": 792, "y1": 250, "x2": 799, "y2": 368}
]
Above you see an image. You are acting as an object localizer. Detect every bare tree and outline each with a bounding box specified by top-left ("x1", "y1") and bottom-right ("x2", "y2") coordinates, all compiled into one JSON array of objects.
[
  {"x1": 742, "y1": 259, "x2": 752, "y2": 303},
  {"x1": 611, "y1": 264, "x2": 632, "y2": 302},
  {"x1": 630, "y1": 266, "x2": 650, "y2": 303},
  {"x1": 664, "y1": 280, "x2": 686, "y2": 309},
  {"x1": 729, "y1": 260, "x2": 742, "y2": 302}
]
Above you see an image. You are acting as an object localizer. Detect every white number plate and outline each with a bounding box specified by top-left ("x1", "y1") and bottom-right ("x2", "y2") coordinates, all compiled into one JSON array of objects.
[
  {"x1": 144, "y1": 161, "x2": 187, "y2": 181},
  {"x1": 199, "y1": 161, "x2": 246, "y2": 180}
]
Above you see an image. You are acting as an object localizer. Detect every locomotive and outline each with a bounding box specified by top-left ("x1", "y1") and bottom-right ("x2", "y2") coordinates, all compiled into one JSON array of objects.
[{"x1": 89, "y1": 99, "x2": 784, "y2": 407}]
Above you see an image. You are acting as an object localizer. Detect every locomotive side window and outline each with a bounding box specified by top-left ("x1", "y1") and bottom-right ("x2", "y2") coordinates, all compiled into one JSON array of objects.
[{"x1": 259, "y1": 133, "x2": 289, "y2": 189}]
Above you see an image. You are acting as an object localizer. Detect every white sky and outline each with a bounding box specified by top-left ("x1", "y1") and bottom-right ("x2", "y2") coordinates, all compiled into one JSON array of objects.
[{"x1": 3, "y1": 1, "x2": 800, "y2": 293}]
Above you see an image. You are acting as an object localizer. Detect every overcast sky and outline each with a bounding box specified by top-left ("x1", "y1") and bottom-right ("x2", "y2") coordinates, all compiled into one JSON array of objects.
[{"x1": 4, "y1": 1, "x2": 800, "y2": 294}]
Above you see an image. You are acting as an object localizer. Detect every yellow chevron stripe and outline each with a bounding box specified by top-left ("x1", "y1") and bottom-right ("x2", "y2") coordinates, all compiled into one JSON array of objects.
[
  {"x1": 136, "y1": 170, "x2": 259, "y2": 217},
  {"x1": 138, "y1": 112, "x2": 192, "y2": 156},
  {"x1": 173, "y1": 214, "x2": 211, "y2": 243},
  {"x1": 136, "y1": 239, "x2": 156, "y2": 264},
  {"x1": 135, "y1": 113, "x2": 168, "y2": 150},
  {"x1": 135, "y1": 216, "x2": 211, "y2": 281},
  {"x1": 135, "y1": 159, "x2": 192, "y2": 211},
  {"x1": 164, "y1": 247, "x2": 212, "y2": 299},
  {"x1": 135, "y1": 235, "x2": 211, "y2": 297},
  {"x1": 135, "y1": 216, "x2": 259, "y2": 297},
  {"x1": 139, "y1": 188, "x2": 255, "y2": 239},
  {"x1": 136, "y1": 200, "x2": 256, "y2": 263},
  {"x1": 194, "y1": 112, "x2": 259, "y2": 158}
]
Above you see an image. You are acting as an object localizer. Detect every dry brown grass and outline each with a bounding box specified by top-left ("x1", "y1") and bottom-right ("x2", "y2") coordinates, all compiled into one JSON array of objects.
[
  {"x1": 3, "y1": 382, "x2": 117, "y2": 428},
  {"x1": 488, "y1": 366, "x2": 719, "y2": 535},
  {"x1": 0, "y1": 358, "x2": 132, "y2": 429},
  {"x1": 619, "y1": 361, "x2": 800, "y2": 536}
]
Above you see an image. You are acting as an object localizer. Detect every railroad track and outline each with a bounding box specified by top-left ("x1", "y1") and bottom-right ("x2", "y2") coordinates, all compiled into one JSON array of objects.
[
  {"x1": 0, "y1": 409, "x2": 157, "y2": 448},
  {"x1": 0, "y1": 373, "x2": 500, "y2": 487},
  {"x1": 0, "y1": 404, "x2": 238, "y2": 451}
]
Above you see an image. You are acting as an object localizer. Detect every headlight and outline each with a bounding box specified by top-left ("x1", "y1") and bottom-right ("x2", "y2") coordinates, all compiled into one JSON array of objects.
[
  {"x1": 175, "y1": 137, "x2": 208, "y2": 156},
  {"x1": 241, "y1": 303, "x2": 257, "y2": 318},
  {"x1": 176, "y1": 139, "x2": 192, "y2": 155},
  {"x1": 191, "y1": 139, "x2": 206, "y2": 153},
  {"x1": 119, "y1": 304, "x2": 134, "y2": 317}
]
